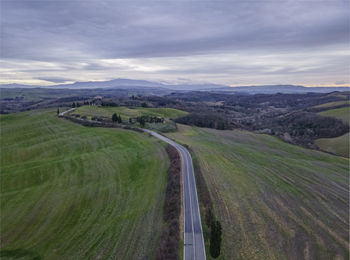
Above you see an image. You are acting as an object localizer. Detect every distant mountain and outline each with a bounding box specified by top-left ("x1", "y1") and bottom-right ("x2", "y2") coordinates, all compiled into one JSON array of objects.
[
  {"x1": 0, "y1": 79, "x2": 228, "y2": 91},
  {"x1": 49, "y1": 78, "x2": 166, "y2": 89},
  {"x1": 0, "y1": 83, "x2": 41, "y2": 89},
  {"x1": 0, "y1": 79, "x2": 349, "y2": 94},
  {"x1": 50, "y1": 79, "x2": 229, "y2": 91},
  {"x1": 0, "y1": 79, "x2": 165, "y2": 90},
  {"x1": 212, "y1": 85, "x2": 350, "y2": 94},
  {"x1": 162, "y1": 83, "x2": 228, "y2": 91}
]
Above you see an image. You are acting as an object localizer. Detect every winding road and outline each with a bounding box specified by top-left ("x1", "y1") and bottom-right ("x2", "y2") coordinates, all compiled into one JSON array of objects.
[
  {"x1": 143, "y1": 129, "x2": 206, "y2": 260},
  {"x1": 58, "y1": 107, "x2": 75, "y2": 116},
  {"x1": 59, "y1": 108, "x2": 206, "y2": 259}
]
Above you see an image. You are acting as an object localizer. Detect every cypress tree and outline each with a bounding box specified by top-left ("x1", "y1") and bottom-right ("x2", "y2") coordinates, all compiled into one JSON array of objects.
[
  {"x1": 139, "y1": 117, "x2": 145, "y2": 127},
  {"x1": 112, "y1": 113, "x2": 118, "y2": 122},
  {"x1": 210, "y1": 220, "x2": 222, "y2": 258}
]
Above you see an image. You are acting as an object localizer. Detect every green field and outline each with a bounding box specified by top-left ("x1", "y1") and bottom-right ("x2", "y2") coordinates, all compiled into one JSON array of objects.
[
  {"x1": 166, "y1": 125, "x2": 349, "y2": 259},
  {"x1": 312, "y1": 100, "x2": 350, "y2": 109},
  {"x1": 318, "y1": 106, "x2": 349, "y2": 124},
  {"x1": 74, "y1": 105, "x2": 187, "y2": 120},
  {"x1": 0, "y1": 109, "x2": 169, "y2": 259},
  {"x1": 316, "y1": 106, "x2": 350, "y2": 157},
  {"x1": 315, "y1": 133, "x2": 350, "y2": 158},
  {"x1": 73, "y1": 105, "x2": 187, "y2": 132}
]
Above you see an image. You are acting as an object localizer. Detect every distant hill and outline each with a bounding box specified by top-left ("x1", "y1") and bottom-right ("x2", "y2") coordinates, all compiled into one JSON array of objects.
[
  {"x1": 0, "y1": 79, "x2": 349, "y2": 94},
  {"x1": 216, "y1": 85, "x2": 350, "y2": 94}
]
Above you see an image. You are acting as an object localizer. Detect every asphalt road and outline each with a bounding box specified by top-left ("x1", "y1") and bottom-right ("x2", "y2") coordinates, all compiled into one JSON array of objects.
[
  {"x1": 143, "y1": 129, "x2": 206, "y2": 260},
  {"x1": 58, "y1": 107, "x2": 75, "y2": 116},
  {"x1": 58, "y1": 108, "x2": 206, "y2": 259}
]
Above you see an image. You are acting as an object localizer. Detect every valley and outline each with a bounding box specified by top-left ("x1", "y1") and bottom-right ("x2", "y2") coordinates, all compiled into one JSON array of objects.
[{"x1": 1, "y1": 88, "x2": 349, "y2": 260}]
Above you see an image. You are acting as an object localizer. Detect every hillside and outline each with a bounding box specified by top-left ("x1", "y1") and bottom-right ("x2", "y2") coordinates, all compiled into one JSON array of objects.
[
  {"x1": 315, "y1": 133, "x2": 349, "y2": 158},
  {"x1": 72, "y1": 105, "x2": 187, "y2": 132},
  {"x1": 0, "y1": 109, "x2": 169, "y2": 259},
  {"x1": 74, "y1": 105, "x2": 187, "y2": 120},
  {"x1": 315, "y1": 106, "x2": 350, "y2": 157},
  {"x1": 166, "y1": 125, "x2": 349, "y2": 259},
  {"x1": 318, "y1": 107, "x2": 349, "y2": 124},
  {"x1": 312, "y1": 100, "x2": 350, "y2": 109}
]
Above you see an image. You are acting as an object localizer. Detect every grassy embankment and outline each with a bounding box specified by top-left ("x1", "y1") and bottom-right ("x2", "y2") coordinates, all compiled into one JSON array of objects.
[
  {"x1": 0, "y1": 109, "x2": 169, "y2": 259},
  {"x1": 166, "y1": 125, "x2": 349, "y2": 260},
  {"x1": 73, "y1": 105, "x2": 187, "y2": 132},
  {"x1": 315, "y1": 106, "x2": 349, "y2": 157}
]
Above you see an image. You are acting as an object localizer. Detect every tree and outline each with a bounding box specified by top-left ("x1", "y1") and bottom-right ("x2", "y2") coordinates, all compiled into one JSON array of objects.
[
  {"x1": 57, "y1": 108, "x2": 60, "y2": 115},
  {"x1": 210, "y1": 220, "x2": 222, "y2": 258},
  {"x1": 118, "y1": 115, "x2": 122, "y2": 123},
  {"x1": 72, "y1": 102, "x2": 76, "y2": 108},
  {"x1": 139, "y1": 117, "x2": 145, "y2": 127},
  {"x1": 112, "y1": 113, "x2": 118, "y2": 122}
]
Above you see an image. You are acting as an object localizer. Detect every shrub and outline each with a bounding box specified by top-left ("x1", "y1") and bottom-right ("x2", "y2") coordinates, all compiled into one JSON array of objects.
[{"x1": 210, "y1": 220, "x2": 222, "y2": 258}]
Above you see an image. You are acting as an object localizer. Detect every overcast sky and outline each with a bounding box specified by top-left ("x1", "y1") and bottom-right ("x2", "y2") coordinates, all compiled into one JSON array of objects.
[{"x1": 1, "y1": 0, "x2": 349, "y2": 86}]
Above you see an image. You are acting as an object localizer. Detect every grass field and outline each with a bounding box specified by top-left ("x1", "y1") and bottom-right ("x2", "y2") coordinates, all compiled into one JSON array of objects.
[
  {"x1": 74, "y1": 105, "x2": 187, "y2": 120},
  {"x1": 73, "y1": 105, "x2": 187, "y2": 132},
  {"x1": 0, "y1": 109, "x2": 169, "y2": 259},
  {"x1": 316, "y1": 106, "x2": 350, "y2": 157},
  {"x1": 318, "y1": 106, "x2": 349, "y2": 124},
  {"x1": 312, "y1": 100, "x2": 350, "y2": 109},
  {"x1": 166, "y1": 125, "x2": 349, "y2": 260},
  {"x1": 315, "y1": 133, "x2": 350, "y2": 158}
]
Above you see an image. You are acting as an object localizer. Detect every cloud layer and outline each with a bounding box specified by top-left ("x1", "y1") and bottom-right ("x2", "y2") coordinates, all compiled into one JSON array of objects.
[{"x1": 1, "y1": 0, "x2": 349, "y2": 86}]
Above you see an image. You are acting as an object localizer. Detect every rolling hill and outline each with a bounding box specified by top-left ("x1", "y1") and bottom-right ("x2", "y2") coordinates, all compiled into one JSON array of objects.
[
  {"x1": 315, "y1": 106, "x2": 350, "y2": 157},
  {"x1": 1, "y1": 79, "x2": 349, "y2": 93},
  {"x1": 166, "y1": 125, "x2": 349, "y2": 259},
  {"x1": 0, "y1": 109, "x2": 169, "y2": 259}
]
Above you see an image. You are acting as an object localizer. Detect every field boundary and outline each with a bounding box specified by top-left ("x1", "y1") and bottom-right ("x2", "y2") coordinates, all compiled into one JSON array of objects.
[{"x1": 156, "y1": 145, "x2": 182, "y2": 260}]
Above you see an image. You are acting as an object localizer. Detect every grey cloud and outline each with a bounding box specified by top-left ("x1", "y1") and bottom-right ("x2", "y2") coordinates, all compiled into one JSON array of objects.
[
  {"x1": 2, "y1": 0, "x2": 349, "y2": 60},
  {"x1": 1, "y1": 0, "x2": 349, "y2": 86}
]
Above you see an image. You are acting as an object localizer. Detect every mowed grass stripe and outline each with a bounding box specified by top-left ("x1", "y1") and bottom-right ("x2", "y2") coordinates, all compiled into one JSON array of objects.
[
  {"x1": 166, "y1": 125, "x2": 349, "y2": 259},
  {"x1": 0, "y1": 109, "x2": 169, "y2": 259}
]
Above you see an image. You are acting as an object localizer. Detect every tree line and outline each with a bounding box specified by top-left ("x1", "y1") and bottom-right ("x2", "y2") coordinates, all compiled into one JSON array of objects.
[{"x1": 136, "y1": 115, "x2": 164, "y2": 127}]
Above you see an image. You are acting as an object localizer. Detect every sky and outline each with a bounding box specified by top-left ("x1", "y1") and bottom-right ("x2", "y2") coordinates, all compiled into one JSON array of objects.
[{"x1": 1, "y1": 0, "x2": 349, "y2": 87}]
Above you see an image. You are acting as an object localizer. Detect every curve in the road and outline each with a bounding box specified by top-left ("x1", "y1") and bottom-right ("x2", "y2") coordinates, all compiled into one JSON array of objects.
[
  {"x1": 58, "y1": 108, "x2": 206, "y2": 259},
  {"x1": 143, "y1": 129, "x2": 206, "y2": 260},
  {"x1": 58, "y1": 107, "x2": 75, "y2": 117}
]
